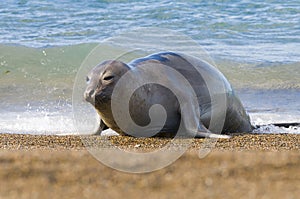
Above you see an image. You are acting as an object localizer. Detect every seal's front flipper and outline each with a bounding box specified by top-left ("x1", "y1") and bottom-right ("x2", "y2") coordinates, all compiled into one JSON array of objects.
[
  {"x1": 184, "y1": 123, "x2": 231, "y2": 138},
  {"x1": 93, "y1": 119, "x2": 108, "y2": 135},
  {"x1": 179, "y1": 99, "x2": 230, "y2": 139},
  {"x1": 194, "y1": 123, "x2": 231, "y2": 139},
  {"x1": 194, "y1": 130, "x2": 231, "y2": 139}
]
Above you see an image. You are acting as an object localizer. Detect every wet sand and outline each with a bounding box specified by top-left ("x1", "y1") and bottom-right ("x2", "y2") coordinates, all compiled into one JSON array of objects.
[{"x1": 1, "y1": 133, "x2": 300, "y2": 198}]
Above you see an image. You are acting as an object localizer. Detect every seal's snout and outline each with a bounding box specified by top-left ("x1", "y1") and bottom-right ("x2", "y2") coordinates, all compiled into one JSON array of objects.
[{"x1": 84, "y1": 88, "x2": 95, "y2": 103}]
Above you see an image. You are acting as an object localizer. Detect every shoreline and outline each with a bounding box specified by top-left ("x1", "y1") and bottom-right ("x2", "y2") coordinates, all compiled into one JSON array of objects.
[
  {"x1": 1, "y1": 133, "x2": 300, "y2": 151},
  {"x1": 1, "y1": 133, "x2": 300, "y2": 198}
]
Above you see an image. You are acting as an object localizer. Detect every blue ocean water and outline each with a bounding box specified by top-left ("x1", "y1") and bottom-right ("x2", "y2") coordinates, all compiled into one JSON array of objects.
[
  {"x1": 0, "y1": 0, "x2": 299, "y2": 134},
  {"x1": 1, "y1": 0, "x2": 300, "y2": 62}
]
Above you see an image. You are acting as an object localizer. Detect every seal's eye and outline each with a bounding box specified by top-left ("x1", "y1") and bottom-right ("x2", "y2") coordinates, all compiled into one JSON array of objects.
[
  {"x1": 86, "y1": 76, "x2": 90, "y2": 83},
  {"x1": 103, "y1": 75, "x2": 114, "y2": 81}
]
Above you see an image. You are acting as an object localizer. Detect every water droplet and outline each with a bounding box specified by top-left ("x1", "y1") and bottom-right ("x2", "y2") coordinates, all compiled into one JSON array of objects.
[
  {"x1": 40, "y1": 59, "x2": 47, "y2": 65},
  {"x1": 1, "y1": 60, "x2": 7, "y2": 66}
]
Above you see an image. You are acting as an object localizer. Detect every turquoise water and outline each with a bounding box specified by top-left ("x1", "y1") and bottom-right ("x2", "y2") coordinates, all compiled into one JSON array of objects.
[{"x1": 0, "y1": 0, "x2": 299, "y2": 134}]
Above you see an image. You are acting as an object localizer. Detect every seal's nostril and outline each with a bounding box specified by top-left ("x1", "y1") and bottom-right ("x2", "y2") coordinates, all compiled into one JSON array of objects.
[
  {"x1": 84, "y1": 89, "x2": 95, "y2": 102},
  {"x1": 88, "y1": 89, "x2": 95, "y2": 97}
]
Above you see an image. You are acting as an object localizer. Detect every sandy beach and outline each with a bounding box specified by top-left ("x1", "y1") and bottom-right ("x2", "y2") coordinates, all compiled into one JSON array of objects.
[{"x1": 0, "y1": 133, "x2": 300, "y2": 199}]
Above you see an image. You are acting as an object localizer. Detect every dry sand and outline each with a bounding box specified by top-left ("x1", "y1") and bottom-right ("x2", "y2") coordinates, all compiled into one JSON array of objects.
[{"x1": 1, "y1": 133, "x2": 300, "y2": 199}]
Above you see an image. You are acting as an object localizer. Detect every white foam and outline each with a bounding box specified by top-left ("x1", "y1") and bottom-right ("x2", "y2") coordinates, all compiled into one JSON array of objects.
[
  {"x1": 250, "y1": 112, "x2": 300, "y2": 134},
  {"x1": 0, "y1": 110, "x2": 120, "y2": 136},
  {"x1": 250, "y1": 112, "x2": 300, "y2": 125},
  {"x1": 0, "y1": 111, "x2": 76, "y2": 135},
  {"x1": 253, "y1": 124, "x2": 300, "y2": 134}
]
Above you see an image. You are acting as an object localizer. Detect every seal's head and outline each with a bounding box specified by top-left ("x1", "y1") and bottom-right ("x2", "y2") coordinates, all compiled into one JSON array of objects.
[{"x1": 84, "y1": 60, "x2": 130, "y2": 107}]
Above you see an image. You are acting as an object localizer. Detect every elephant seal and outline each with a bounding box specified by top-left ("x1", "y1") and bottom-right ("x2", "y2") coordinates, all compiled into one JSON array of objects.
[{"x1": 84, "y1": 52, "x2": 253, "y2": 138}]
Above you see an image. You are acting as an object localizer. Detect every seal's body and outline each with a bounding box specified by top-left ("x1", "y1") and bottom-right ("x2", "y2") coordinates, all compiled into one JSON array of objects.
[{"x1": 84, "y1": 52, "x2": 253, "y2": 137}]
